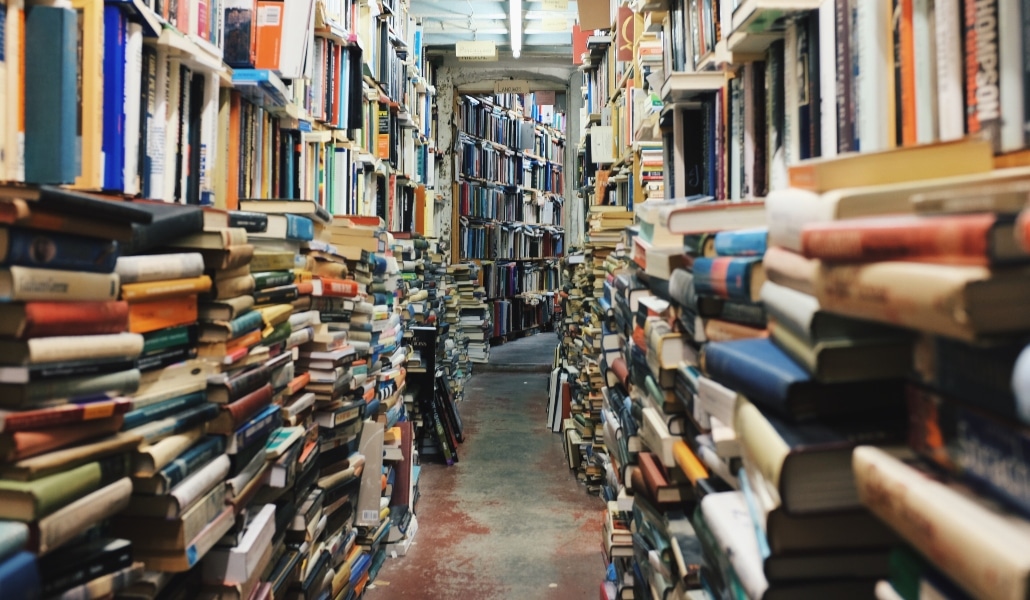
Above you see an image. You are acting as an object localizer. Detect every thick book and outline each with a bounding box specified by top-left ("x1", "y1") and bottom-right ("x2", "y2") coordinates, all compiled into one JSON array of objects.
[
  {"x1": 658, "y1": 200, "x2": 767, "y2": 235},
  {"x1": 133, "y1": 505, "x2": 235, "y2": 572},
  {"x1": 131, "y1": 434, "x2": 224, "y2": 496},
  {"x1": 0, "y1": 301, "x2": 129, "y2": 339},
  {"x1": 207, "y1": 364, "x2": 270, "y2": 404},
  {"x1": 0, "y1": 226, "x2": 119, "y2": 273},
  {"x1": 130, "y1": 426, "x2": 205, "y2": 477},
  {"x1": 199, "y1": 295, "x2": 256, "y2": 322},
  {"x1": 121, "y1": 390, "x2": 208, "y2": 432},
  {"x1": 208, "y1": 274, "x2": 257, "y2": 301},
  {"x1": 199, "y1": 309, "x2": 263, "y2": 343},
  {"x1": 854, "y1": 445, "x2": 1030, "y2": 600},
  {"x1": 800, "y1": 213, "x2": 1029, "y2": 265},
  {"x1": 0, "y1": 356, "x2": 138, "y2": 385},
  {"x1": 0, "y1": 368, "x2": 141, "y2": 409},
  {"x1": 37, "y1": 537, "x2": 132, "y2": 597},
  {"x1": 124, "y1": 454, "x2": 230, "y2": 519},
  {"x1": 208, "y1": 384, "x2": 274, "y2": 435},
  {"x1": 112, "y1": 483, "x2": 226, "y2": 551},
  {"x1": 0, "y1": 432, "x2": 142, "y2": 482},
  {"x1": 121, "y1": 200, "x2": 205, "y2": 256},
  {"x1": 249, "y1": 214, "x2": 315, "y2": 241},
  {"x1": 29, "y1": 477, "x2": 132, "y2": 554},
  {"x1": 702, "y1": 338, "x2": 905, "y2": 420},
  {"x1": 787, "y1": 138, "x2": 993, "y2": 192},
  {"x1": 813, "y1": 261, "x2": 1030, "y2": 341},
  {"x1": 735, "y1": 396, "x2": 903, "y2": 515},
  {"x1": 712, "y1": 227, "x2": 767, "y2": 257},
  {"x1": 202, "y1": 503, "x2": 276, "y2": 585},
  {"x1": 0, "y1": 266, "x2": 120, "y2": 302},
  {"x1": 166, "y1": 228, "x2": 248, "y2": 251},
  {"x1": 127, "y1": 295, "x2": 199, "y2": 334},
  {"x1": 238, "y1": 199, "x2": 331, "y2": 225},
  {"x1": 0, "y1": 552, "x2": 41, "y2": 599},
  {"x1": 314, "y1": 277, "x2": 362, "y2": 298},
  {"x1": 23, "y1": 6, "x2": 77, "y2": 185},
  {"x1": 0, "y1": 415, "x2": 127, "y2": 462},
  {"x1": 0, "y1": 453, "x2": 129, "y2": 521},
  {"x1": 121, "y1": 275, "x2": 213, "y2": 302},
  {"x1": 692, "y1": 256, "x2": 765, "y2": 303},
  {"x1": 768, "y1": 319, "x2": 912, "y2": 383}
]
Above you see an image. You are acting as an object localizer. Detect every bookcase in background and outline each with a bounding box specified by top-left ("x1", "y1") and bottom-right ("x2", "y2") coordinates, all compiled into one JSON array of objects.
[{"x1": 451, "y1": 91, "x2": 567, "y2": 343}]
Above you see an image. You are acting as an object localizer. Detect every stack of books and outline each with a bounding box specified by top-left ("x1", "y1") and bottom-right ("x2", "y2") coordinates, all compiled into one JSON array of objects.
[{"x1": 0, "y1": 191, "x2": 167, "y2": 596}]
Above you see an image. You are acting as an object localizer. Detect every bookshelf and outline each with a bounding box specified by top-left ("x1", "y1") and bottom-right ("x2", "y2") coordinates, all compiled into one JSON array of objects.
[
  {"x1": 451, "y1": 91, "x2": 567, "y2": 341},
  {"x1": 565, "y1": 1, "x2": 1030, "y2": 600},
  {"x1": 0, "y1": 0, "x2": 445, "y2": 594}
]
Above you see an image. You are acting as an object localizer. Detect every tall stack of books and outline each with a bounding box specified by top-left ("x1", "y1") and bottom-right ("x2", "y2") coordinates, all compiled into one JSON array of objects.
[
  {"x1": 442, "y1": 264, "x2": 474, "y2": 383},
  {"x1": 0, "y1": 191, "x2": 167, "y2": 597}
]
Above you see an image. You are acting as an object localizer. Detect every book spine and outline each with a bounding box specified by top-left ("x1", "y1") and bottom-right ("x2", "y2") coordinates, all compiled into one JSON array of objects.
[
  {"x1": 222, "y1": 366, "x2": 270, "y2": 403},
  {"x1": 115, "y1": 253, "x2": 205, "y2": 284},
  {"x1": 252, "y1": 271, "x2": 293, "y2": 290},
  {"x1": 799, "y1": 215, "x2": 994, "y2": 262},
  {"x1": 712, "y1": 229, "x2": 767, "y2": 257},
  {"x1": 130, "y1": 403, "x2": 219, "y2": 443},
  {"x1": 231, "y1": 404, "x2": 282, "y2": 454},
  {"x1": 252, "y1": 284, "x2": 298, "y2": 305},
  {"x1": 835, "y1": 0, "x2": 855, "y2": 153},
  {"x1": 136, "y1": 346, "x2": 198, "y2": 372},
  {"x1": 169, "y1": 454, "x2": 230, "y2": 518},
  {"x1": 284, "y1": 214, "x2": 314, "y2": 240},
  {"x1": 34, "y1": 478, "x2": 132, "y2": 554},
  {"x1": 692, "y1": 258, "x2": 755, "y2": 303},
  {"x1": 152, "y1": 435, "x2": 226, "y2": 495},
  {"x1": 5, "y1": 228, "x2": 119, "y2": 274},
  {"x1": 216, "y1": 384, "x2": 273, "y2": 433},
  {"x1": 22, "y1": 368, "x2": 140, "y2": 405},
  {"x1": 3, "y1": 267, "x2": 119, "y2": 302},
  {"x1": 226, "y1": 310, "x2": 264, "y2": 339},
  {"x1": 24, "y1": 6, "x2": 77, "y2": 185},
  {"x1": 121, "y1": 275, "x2": 213, "y2": 302},
  {"x1": 999, "y1": 0, "x2": 1025, "y2": 152},
  {"x1": 0, "y1": 399, "x2": 130, "y2": 432},
  {"x1": 22, "y1": 302, "x2": 129, "y2": 339},
  {"x1": 227, "y1": 211, "x2": 268, "y2": 232},
  {"x1": 122, "y1": 390, "x2": 207, "y2": 431},
  {"x1": 854, "y1": 446, "x2": 1030, "y2": 600},
  {"x1": 965, "y1": 0, "x2": 1001, "y2": 151},
  {"x1": 39, "y1": 539, "x2": 131, "y2": 596},
  {"x1": 16, "y1": 357, "x2": 137, "y2": 383}
]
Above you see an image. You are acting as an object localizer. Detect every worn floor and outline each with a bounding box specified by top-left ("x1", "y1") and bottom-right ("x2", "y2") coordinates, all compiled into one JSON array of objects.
[{"x1": 367, "y1": 334, "x2": 602, "y2": 599}]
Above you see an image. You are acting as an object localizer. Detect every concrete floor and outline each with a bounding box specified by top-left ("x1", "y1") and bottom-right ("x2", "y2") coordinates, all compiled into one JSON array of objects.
[
  {"x1": 368, "y1": 335, "x2": 602, "y2": 599},
  {"x1": 483, "y1": 332, "x2": 559, "y2": 369}
]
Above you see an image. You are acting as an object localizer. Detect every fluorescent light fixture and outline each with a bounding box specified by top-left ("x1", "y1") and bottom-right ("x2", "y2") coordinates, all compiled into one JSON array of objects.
[{"x1": 510, "y1": 0, "x2": 522, "y2": 58}]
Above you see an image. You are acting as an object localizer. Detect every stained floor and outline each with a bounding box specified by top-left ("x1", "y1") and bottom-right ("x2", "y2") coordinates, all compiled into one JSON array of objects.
[{"x1": 367, "y1": 335, "x2": 602, "y2": 599}]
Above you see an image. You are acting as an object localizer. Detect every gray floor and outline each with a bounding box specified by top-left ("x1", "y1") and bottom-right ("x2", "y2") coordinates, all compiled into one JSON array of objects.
[
  {"x1": 368, "y1": 332, "x2": 601, "y2": 599},
  {"x1": 484, "y1": 332, "x2": 559, "y2": 369}
]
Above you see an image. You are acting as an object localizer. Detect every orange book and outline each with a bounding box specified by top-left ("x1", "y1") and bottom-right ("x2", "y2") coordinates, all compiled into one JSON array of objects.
[
  {"x1": 0, "y1": 415, "x2": 125, "y2": 462},
  {"x1": 127, "y1": 295, "x2": 199, "y2": 334},
  {"x1": 254, "y1": 0, "x2": 283, "y2": 70},
  {"x1": 800, "y1": 213, "x2": 1027, "y2": 265},
  {"x1": 672, "y1": 439, "x2": 708, "y2": 485},
  {"x1": 227, "y1": 93, "x2": 242, "y2": 210},
  {"x1": 226, "y1": 329, "x2": 263, "y2": 354},
  {"x1": 899, "y1": 0, "x2": 917, "y2": 146},
  {"x1": 120, "y1": 275, "x2": 213, "y2": 302}
]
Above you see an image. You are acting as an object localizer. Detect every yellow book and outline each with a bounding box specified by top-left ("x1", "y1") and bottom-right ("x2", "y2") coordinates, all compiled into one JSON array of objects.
[
  {"x1": 120, "y1": 275, "x2": 213, "y2": 302},
  {"x1": 71, "y1": 0, "x2": 104, "y2": 189}
]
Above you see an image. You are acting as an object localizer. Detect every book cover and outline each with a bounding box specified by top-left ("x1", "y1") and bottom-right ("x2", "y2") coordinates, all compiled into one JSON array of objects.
[
  {"x1": 1, "y1": 226, "x2": 119, "y2": 273},
  {"x1": 115, "y1": 253, "x2": 205, "y2": 284},
  {"x1": 0, "y1": 453, "x2": 129, "y2": 521},
  {"x1": 127, "y1": 295, "x2": 199, "y2": 334},
  {"x1": 0, "y1": 266, "x2": 119, "y2": 302},
  {"x1": 23, "y1": 5, "x2": 77, "y2": 184}
]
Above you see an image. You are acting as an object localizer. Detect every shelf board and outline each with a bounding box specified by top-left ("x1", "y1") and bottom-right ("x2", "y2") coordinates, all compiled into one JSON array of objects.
[
  {"x1": 730, "y1": 0, "x2": 823, "y2": 34},
  {"x1": 232, "y1": 69, "x2": 291, "y2": 112},
  {"x1": 661, "y1": 71, "x2": 727, "y2": 104}
]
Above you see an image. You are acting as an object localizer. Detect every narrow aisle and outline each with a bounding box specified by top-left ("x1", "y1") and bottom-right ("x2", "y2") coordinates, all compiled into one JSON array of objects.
[{"x1": 368, "y1": 360, "x2": 602, "y2": 598}]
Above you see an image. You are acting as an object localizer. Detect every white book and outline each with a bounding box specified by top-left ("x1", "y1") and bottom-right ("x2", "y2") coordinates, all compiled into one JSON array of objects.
[
  {"x1": 783, "y1": 20, "x2": 799, "y2": 166},
  {"x1": 150, "y1": 47, "x2": 170, "y2": 200},
  {"x1": 999, "y1": 0, "x2": 1026, "y2": 152},
  {"x1": 855, "y1": 0, "x2": 892, "y2": 152},
  {"x1": 697, "y1": 375, "x2": 737, "y2": 430},
  {"x1": 912, "y1": 0, "x2": 938, "y2": 144},
  {"x1": 116, "y1": 253, "x2": 206, "y2": 284},
  {"x1": 700, "y1": 491, "x2": 769, "y2": 600},
  {"x1": 36, "y1": 478, "x2": 133, "y2": 554},
  {"x1": 123, "y1": 23, "x2": 143, "y2": 196},
  {"x1": 199, "y1": 70, "x2": 220, "y2": 204},
  {"x1": 818, "y1": 0, "x2": 838, "y2": 158},
  {"x1": 202, "y1": 503, "x2": 277, "y2": 585},
  {"x1": 166, "y1": 454, "x2": 230, "y2": 518},
  {"x1": 640, "y1": 407, "x2": 676, "y2": 468},
  {"x1": 934, "y1": 0, "x2": 965, "y2": 141}
]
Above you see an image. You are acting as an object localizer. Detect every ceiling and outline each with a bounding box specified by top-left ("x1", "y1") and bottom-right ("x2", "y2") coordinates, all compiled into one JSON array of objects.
[{"x1": 411, "y1": 0, "x2": 578, "y2": 57}]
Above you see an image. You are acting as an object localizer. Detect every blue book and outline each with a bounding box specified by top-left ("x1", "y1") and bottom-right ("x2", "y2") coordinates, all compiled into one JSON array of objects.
[
  {"x1": 24, "y1": 5, "x2": 78, "y2": 184},
  {"x1": 283, "y1": 213, "x2": 314, "y2": 241},
  {"x1": 230, "y1": 404, "x2": 282, "y2": 454},
  {"x1": 713, "y1": 228, "x2": 768, "y2": 257},
  {"x1": 0, "y1": 552, "x2": 39, "y2": 599},
  {"x1": 702, "y1": 338, "x2": 904, "y2": 420},
  {"x1": 122, "y1": 391, "x2": 207, "y2": 431},
  {"x1": 143, "y1": 435, "x2": 225, "y2": 494},
  {"x1": 1, "y1": 227, "x2": 119, "y2": 273},
  {"x1": 692, "y1": 256, "x2": 763, "y2": 303},
  {"x1": 102, "y1": 6, "x2": 127, "y2": 191}
]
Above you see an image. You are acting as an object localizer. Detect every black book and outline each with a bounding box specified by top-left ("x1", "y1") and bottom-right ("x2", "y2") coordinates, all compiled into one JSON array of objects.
[
  {"x1": 38, "y1": 537, "x2": 132, "y2": 597},
  {"x1": 227, "y1": 210, "x2": 268, "y2": 232},
  {"x1": 122, "y1": 199, "x2": 204, "y2": 255}
]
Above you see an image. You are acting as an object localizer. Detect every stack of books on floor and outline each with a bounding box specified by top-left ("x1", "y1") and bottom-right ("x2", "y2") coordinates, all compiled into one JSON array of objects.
[{"x1": 442, "y1": 263, "x2": 474, "y2": 381}]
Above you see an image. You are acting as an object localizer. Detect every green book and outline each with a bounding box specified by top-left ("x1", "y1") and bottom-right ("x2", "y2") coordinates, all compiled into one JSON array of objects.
[{"x1": 0, "y1": 453, "x2": 130, "y2": 521}]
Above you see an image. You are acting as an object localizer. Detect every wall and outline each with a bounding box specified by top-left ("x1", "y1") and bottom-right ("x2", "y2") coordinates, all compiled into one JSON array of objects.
[{"x1": 429, "y1": 56, "x2": 584, "y2": 253}]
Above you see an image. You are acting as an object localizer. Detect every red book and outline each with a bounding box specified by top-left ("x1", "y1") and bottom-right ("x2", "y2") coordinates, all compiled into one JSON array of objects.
[
  {"x1": 208, "y1": 383, "x2": 273, "y2": 435},
  {"x1": 0, "y1": 301, "x2": 128, "y2": 339},
  {"x1": 0, "y1": 415, "x2": 125, "y2": 462},
  {"x1": 800, "y1": 213, "x2": 1028, "y2": 265},
  {"x1": 316, "y1": 277, "x2": 361, "y2": 298},
  {"x1": 0, "y1": 398, "x2": 133, "y2": 433}
]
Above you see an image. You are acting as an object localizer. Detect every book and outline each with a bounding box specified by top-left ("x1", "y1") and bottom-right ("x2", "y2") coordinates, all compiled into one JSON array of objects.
[
  {"x1": 692, "y1": 256, "x2": 765, "y2": 303},
  {"x1": 0, "y1": 356, "x2": 138, "y2": 385},
  {"x1": 112, "y1": 483, "x2": 226, "y2": 551},
  {"x1": 115, "y1": 251, "x2": 203, "y2": 284},
  {"x1": 0, "y1": 266, "x2": 120, "y2": 302},
  {"x1": 202, "y1": 503, "x2": 276, "y2": 585},
  {"x1": 800, "y1": 213, "x2": 1029, "y2": 265},
  {"x1": 0, "y1": 453, "x2": 129, "y2": 521},
  {"x1": 238, "y1": 199, "x2": 331, "y2": 224},
  {"x1": 0, "y1": 432, "x2": 142, "y2": 482},
  {"x1": 30, "y1": 477, "x2": 132, "y2": 554},
  {"x1": 199, "y1": 295, "x2": 256, "y2": 322},
  {"x1": 249, "y1": 214, "x2": 315, "y2": 241},
  {"x1": 23, "y1": 5, "x2": 77, "y2": 185},
  {"x1": 121, "y1": 275, "x2": 213, "y2": 302},
  {"x1": 854, "y1": 445, "x2": 1030, "y2": 600},
  {"x1": 133, "y1": 505, "x2": 235, "y2": 572},
  {"x1": 208, "y1": 384, "x2": 273, "y2": 435},
  {"x1": 813, "y1": 261, "x2": 1030, "y2": 341},
  {"x1": 167, "y1": 228, "x2": 248, "y2": 251},
  {"x1": 0, "y1": 415, "x2": 127, "y2": 462},
  {"x1": 787, "y1": 138, "x2": 994, "y2": 192},
  {"x1": 127, "y1": 295, "x2": 199, "y2": 334},
  {"x1": 658, "y1": 200, "x2": 767, "y2": 235},
  {"x1": 131, "y1": 426, "x2": 205, "y2": 476},
  {"x1": 0, "y1": 226, "x2": 119, "y2": 273},
  {"x1": 131, "y1": 435, "x2": 225, "y2": 495},
  {"x1": 0, "y1": 301, "x2": 129, "y2": 339},
  {"x1": 702, "y1": 338, "x2": 905, "y2": 421},
  {"x1": 767, "y1": 318, "x2": 912, "y2": 383},
  {"x1": 0, "y1": 523, "x2": 29, "y2": 563},
  {"x1": 0, "y1": 368, "x2": 141, "y2": 408},
  {"x1": 0, "y1": 552, "x2": 41, "y2": 599},
  {"x1": 0, "y1": 332, "x2": 143, "y2": 365},
  {"x1": 124, "y1": 454, "x2": 230, "y2": 519},
  {"x1": 37, "y1": 537, "x2": 132, "y2": 597}
]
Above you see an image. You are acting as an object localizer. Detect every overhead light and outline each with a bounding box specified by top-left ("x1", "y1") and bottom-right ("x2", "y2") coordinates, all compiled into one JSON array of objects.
[{"x1": 510, "y1": 0, "x2": 522, "y2": 58}]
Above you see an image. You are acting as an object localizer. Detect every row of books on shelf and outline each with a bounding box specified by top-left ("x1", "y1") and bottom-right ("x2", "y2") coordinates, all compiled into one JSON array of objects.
[
  {"x1": 558, "y1": 139, "x2": 1030, "y2": 600},
  {"x1": 0, "y1": 188, "x2": 438, "y2": 598},
  {"x1": 481, "y1": 260, "x2": 561, "y2": 301},
  {"x1": 490, "y1": 297, "x2": 556, "y2": 339},
  {"x1": 458, "y1": 221, "x2": 565, "y2": 262},
  {"x1": 457, "y1": 136, "x2": 566, "y2": 193},
  {"x1": 457, "y1": 95, "x2": 566, "y2": 150},
  {"x1": 456, "y1": 182, "x2": 564, "y2": 226}
]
